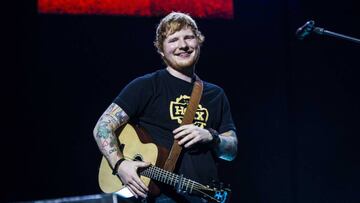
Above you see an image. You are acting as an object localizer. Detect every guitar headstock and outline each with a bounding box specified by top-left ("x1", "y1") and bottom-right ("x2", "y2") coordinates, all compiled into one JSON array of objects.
[
  {"x1": 193, "y1": 181, "x2": 231, "y2": 203},
  {"x1": 167, "y1": 173, "x2": 232, "y2": 203}
]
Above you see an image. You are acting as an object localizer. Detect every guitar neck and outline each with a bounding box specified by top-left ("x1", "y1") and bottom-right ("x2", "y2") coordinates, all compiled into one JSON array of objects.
[
  {"x1": 140, "y1": 166, "x2": 227, "y2": 203},
  {"x1": 140, "y1": 165, "x2": 205, "y2": 194}
]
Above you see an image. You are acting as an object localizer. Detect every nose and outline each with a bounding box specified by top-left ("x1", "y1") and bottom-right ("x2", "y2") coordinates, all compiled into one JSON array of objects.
[{"x1": 179, "y1": 38, "x2": 189, "y2": 50}]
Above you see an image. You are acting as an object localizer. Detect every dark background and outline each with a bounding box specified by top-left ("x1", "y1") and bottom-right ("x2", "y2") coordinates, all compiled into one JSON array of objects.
[{"x1": 13, "y1": 0, "x2": 359, "y2": 202}]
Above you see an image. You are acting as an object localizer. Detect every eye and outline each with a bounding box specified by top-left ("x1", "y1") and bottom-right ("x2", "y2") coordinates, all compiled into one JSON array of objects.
[
  {"x1": 168, "y1": 37, "x2": 178, "y2": 43},
  {"x1": 185, "y1": 35, "x2": 196, "y2": 40}
]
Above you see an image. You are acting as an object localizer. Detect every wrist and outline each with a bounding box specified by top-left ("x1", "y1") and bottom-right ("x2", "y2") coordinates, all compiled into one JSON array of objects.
[
  {"x1": 112, "y1": 158, "x2": 126, "y2": 175},
  {"x1": 207, "y1": 128, "x2": 221, "y2": 147}
]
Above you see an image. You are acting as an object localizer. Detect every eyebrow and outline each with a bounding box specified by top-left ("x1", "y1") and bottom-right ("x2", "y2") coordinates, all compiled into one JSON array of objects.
[{"x1": 167, "y1": 37, "x2": 178, "y2": 42}]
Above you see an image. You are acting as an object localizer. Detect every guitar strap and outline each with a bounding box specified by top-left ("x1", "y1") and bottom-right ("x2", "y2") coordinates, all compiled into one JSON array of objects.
[{"x1": 163, "y1": 74, "x2": 203, "y2": 172}]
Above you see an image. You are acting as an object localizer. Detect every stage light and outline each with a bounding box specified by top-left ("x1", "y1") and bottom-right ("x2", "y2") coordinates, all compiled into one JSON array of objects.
[{"x1": 38, "y1": 0, "x2": 234, "y2": 19}]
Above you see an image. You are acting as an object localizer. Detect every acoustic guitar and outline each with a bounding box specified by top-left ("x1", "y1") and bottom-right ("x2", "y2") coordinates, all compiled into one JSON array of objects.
[{"x1": 98, "y1": 124, "x2": 230, "y2": 203}]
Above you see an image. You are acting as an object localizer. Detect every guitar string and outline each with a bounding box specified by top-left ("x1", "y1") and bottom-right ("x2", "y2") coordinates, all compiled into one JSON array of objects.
[
  {"x1": 144, "y1": 165, "x2": 202, "y2": 188},
  {"x1": 141, "y1": 166, "x2": 220, "y2": 201},
  {"x1": 142, "y1": 165, "x2": 215, "y2": 191},
  {"x1": 142, "y1": 171, "x2": 217, "y2": 200},
  {"x1": 121, "y1": 156, "x2": 198, "y2": 188},
  {"x1": 120, "y1": 157, "x2": 224, "y2": 201},
  {"x1": 149, "y1": 165, "x2": 215, "y2": 192},
  {"x1": 122, "y1": 156, "x2": 219, "y2": 192},
  {"x1": 143, "y1": 166, "x2": 221, "y2": 201}
]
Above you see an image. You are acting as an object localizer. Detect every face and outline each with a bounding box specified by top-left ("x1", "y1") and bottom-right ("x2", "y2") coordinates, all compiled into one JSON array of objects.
[{"x1": 161, "y1": 27, "x2": 200, "y2": 73}]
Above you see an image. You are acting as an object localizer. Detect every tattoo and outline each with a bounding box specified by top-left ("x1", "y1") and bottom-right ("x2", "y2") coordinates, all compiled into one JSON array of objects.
[
  {"x1": 105, "y1": 103, "x2": 129, "y2": 129},
  {"x1": 109, "y1": 139, "x2": 118, "y2": 147},
  {"x1": 93, "y1": 103, "x2": 129, "y2": 165},
  {"x1": 96, "y1": 121, "x2": 111, "y2": 139},
  {"x1": 217, "y1": 130, "x2": 238, "y2": 161},
  {"x1": 115, "y1": 111, "x2": 128, "y2": 124},
  {"x1": 101, "y1": 140, "x2": 109, "y2": 148},
  {"x1": 108, "y1": 148, "x2": 118, "y2": 154}
]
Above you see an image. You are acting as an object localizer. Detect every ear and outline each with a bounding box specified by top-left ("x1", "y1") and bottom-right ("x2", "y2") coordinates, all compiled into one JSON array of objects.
[{"x1": 159, "y1": 51, "x2": 165, "y2": 57}]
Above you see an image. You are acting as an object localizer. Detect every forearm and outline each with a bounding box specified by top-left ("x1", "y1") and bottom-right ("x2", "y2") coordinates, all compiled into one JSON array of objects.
[
  {"x1": 93, "y1": 103, "x2": 129, "y2": 168},
  {"x1": 93, "y1": 119, "x2": 122, "y2": 167},
  {"x1": 214, "y1": 130, "x2": 238, "y2": 161}
]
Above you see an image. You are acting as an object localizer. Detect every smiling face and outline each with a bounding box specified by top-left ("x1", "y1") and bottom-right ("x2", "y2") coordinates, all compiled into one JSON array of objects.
[
  {"x1": 161, "y1": 27, "x2": 200, "y2": 74},
  {"x1": 154, "y1": 12, "x2": 204, "y2": 76}
]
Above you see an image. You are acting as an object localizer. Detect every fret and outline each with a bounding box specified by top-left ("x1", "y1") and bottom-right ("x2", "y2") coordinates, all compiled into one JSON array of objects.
[
  {"x1": 180, "y1": 177, "x2": 184, "y2": 191},
  {"x1": 161, "y1": 172, "x2": 165, "y2": 182},
  {"x1": 158, "y1": 169, "x2": 161, "y2": 182},
  {"x1": 185, "y1": 178, "x2": 189, "y2": 192},
  {"x1": 170, "y1": 174, "x2": 173, "y2": 186},
  {"x1": 160, "y1": 167, "x2": 165, "y2": 183},
  {"x1": 148, "y1": 167, "x2": 152, "y2": 179},
  {"x1": 172, "y1": 173, "x2": 177, "y2": 187},
  {"x1": 190, "y1": 180, "x2": 194, "y2": 193},
  {"x1": 179, "y1": 177, "x2": 183, "y2": 191},
  {"x1": 176, "y1": 174, "x2": 183, "y2": 193},
  {"x1": 149, "y1": 167, "x2": 153, "y2": 177},
  {"x1": 165, "y1": 169, "x2": 170, "y2": 183},
  {"x1": 160, "y1": 171, "x2": 165, "y2": 182},
  {"x1": 164, "y1": 170, "x2": 168, "y2": 183},
  {"x1": 166, "y1": 171, "x2": 171, "y2": 185},
  {"x1": 169, "y1": 172, "x2": 173, "y2": 185},
  {"x1": 154, "y1": 168, "x2": 158, "y2": 180}
]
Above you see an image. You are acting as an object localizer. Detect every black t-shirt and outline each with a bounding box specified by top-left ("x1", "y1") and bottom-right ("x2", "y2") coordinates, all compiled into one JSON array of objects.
[{"x1": 114, "y1": 69, "x2": 236, "y2": 185}]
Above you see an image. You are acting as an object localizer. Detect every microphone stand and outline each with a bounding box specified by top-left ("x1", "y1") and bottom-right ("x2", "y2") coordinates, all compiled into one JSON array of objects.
[{"x1": 313, "y1": 27, "x2": 360, "y2": 44}]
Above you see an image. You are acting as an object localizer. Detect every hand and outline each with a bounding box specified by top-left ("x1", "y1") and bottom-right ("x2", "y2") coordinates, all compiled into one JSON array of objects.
[
  {"x1": 116, "y1": 160, "x2": 150, "y2": 198},
  {"x1": 173, "y1": 124, "x2": 213, "y2": 148}
]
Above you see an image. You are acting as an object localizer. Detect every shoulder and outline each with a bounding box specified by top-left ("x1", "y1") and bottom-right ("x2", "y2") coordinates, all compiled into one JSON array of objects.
[
  {"x1": 203, "y1": 81, "x2": 225, "y2": 95},
  {"x1": 129, "y1": 69, "x2": 164, "y2": 85},
  {"x1": 133, "y1": 69, "x2": 161, "y2": 81}
]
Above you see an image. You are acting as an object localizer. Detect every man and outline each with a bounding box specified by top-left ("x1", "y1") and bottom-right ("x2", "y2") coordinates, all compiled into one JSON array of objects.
[{"x1": 93, "y1": 12, "x2": 237, "y2": 202}]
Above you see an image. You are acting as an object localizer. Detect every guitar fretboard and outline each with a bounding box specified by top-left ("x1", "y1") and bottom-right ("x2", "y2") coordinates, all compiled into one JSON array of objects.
[{"x1": 140, "y1": 165, "x2": 206, "y2": 194}]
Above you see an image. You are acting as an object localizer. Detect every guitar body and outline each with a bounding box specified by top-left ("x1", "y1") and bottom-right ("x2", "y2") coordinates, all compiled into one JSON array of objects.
[{"x1": 98, "y1": 124, "x2": 168, "y2": 196}]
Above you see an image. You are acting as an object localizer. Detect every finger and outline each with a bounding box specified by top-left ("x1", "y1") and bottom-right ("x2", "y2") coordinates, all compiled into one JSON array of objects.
[
  {"x1": 174, "y1": 126, "x2": 195, "y2": 139},
  {"x1": 130, "y1": 174, "x2": 148, "y2": 193},
  {"x1": 128, "y1": 182, "x2": 147, "y2": 198},
  {"x1": 173, "y1": 124, "x2": 191, "y2": 134},
  {"x1": 184, "y1": 136, "x2": 199, "y2": 148},
  {"x1": 178, "y1": 133, "x2": 195, "y2": 145},
  {"x1": 136, "y1": 161, "x2": 151, "y2": 168},
  {"x1": 173, "y1": 125, "x2": 185, "y2": 134},
  {"x1": 133, "y1": 176, "x2": 149, "y2": 192},
  {"x1": 129, "y1": 176, "x2": 147, "y2": 194},
  {"x1": 174, "y1": 130, "x2": 189, "y2": 139},
  {"x1": 126, "y1": 184, "x2": 138, "y2": 198}
]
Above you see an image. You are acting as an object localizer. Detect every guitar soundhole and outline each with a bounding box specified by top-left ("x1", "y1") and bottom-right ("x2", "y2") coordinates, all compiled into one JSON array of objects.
[{"x1": 133, "y1": 154, "x2": 143, "y2": 161}]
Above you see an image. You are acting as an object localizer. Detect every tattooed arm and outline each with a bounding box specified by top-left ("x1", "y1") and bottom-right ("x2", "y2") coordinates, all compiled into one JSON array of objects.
[
  {"x1": 93, "y1": 103, "x2": 129, "y2": 168},
  {"x1": 93, "y1": 103, "x2": 149, "y2": 198},
  {"x1": 215, "y1": 130, "x2": 238, "y2": 161}
]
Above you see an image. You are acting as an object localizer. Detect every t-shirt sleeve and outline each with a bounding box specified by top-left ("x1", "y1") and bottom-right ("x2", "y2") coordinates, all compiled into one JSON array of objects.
[
  {"x1": 113, "y1": 76, "x2": 153, "y2": 118},
  {"x1": 218, "y1": 90, "x2": 237, "y2": 134}
]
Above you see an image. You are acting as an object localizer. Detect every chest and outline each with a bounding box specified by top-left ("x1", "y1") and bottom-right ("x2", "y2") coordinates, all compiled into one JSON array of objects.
[{"x1": 142, "y1": 85, "x2": 219, "y2": 129}]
